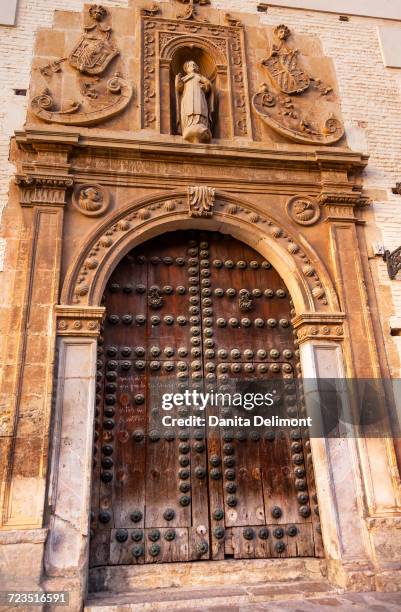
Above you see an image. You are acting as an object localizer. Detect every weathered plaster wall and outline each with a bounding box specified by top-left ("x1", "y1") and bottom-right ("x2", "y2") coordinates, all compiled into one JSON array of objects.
[{"x1": 0, "y1": 0, "x2": 401, "y2": 371}]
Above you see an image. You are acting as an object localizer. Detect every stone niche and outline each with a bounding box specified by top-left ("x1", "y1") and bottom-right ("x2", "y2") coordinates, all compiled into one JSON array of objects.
[{"x1": 27, "y1": 0, "x2": 346, "y2": 147}]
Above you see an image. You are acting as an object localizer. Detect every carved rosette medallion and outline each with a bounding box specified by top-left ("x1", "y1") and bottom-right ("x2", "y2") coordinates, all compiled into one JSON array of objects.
[
  {"x1": 73, "y1": 184, "x2": 110, "y2": 217},
  {"x1": 188, "y1": 186, "x2": 215, "y2": 217},
  {"x1": 286, "y1": 196, "x2": 320, "y2": 226},
  {"x1": 252, "y1": 25, "x2": 344, "y2": 145}
]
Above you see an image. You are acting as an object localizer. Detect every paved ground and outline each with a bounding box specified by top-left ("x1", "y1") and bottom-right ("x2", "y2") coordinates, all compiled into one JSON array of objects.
[
  {"x1": 85, "y1": 585, "x2": 401, "y2": 611},
  {"x1": 202, "y1": 591, "x2": 401, "y2": 611}
]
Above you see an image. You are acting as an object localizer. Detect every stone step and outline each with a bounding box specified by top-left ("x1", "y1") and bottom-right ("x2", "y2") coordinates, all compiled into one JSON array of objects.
[
  {"x1": 89, "y1": 558, "x2": 327, "y2": 593},
  {"x1": 85, "y1": 579, "x2": 338, "y2": 611}
]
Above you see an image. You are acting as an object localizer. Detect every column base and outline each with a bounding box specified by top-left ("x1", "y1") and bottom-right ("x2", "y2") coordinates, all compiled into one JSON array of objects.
[{"x1": 0, "y1": 528, "x2": 47, "y2": 590}]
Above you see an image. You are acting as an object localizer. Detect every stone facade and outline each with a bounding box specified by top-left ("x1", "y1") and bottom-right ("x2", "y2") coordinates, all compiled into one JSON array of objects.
[{"x1": 0, "y1": 1, "x2": 401, "y2": 610}]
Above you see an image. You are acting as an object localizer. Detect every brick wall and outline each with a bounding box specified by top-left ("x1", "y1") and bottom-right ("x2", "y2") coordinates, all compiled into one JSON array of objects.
[{"x1": 1, "y1": 0, "x2": 401, "y2": 370}]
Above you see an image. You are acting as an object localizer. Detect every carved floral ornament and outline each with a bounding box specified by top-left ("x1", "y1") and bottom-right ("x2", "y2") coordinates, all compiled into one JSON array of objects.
[
  {"x1": 188, "y1": 185, "x2": 215, "y2": 217},
  {"x1": 31, "y1": 5, "x2": 133, "y2": 126},
  {"x1": 65, "y1": 191, "x2": 333, "y2": 312}
]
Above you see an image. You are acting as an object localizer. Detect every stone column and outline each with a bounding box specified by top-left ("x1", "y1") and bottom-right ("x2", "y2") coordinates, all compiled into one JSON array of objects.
[
  {"x1": 294, "y1": 314, "x2": 374, "y2": 590},
  {"x1": 160, "y1": 58, "x2": 172, "y2": 134},
  {"x1": 43, "y1": 306, "x2": 104, "y2": 610}
]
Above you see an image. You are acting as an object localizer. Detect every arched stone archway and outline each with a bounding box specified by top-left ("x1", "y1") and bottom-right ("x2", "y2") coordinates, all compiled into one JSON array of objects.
[{"x1": 60, "y1": 190, "x2": 340, "y2": 316}]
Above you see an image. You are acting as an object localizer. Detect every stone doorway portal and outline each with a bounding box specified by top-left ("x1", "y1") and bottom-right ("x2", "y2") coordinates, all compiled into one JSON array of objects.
[{"x1": 89, "y1": 230, "x2": 323, "y2": 568}]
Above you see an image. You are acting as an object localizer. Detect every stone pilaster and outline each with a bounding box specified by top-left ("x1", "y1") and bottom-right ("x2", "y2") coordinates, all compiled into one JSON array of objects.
[
  {"x1": 318, "y1": 189, "x2": 401, "y2": 549},
  {"x1": 1, "y1": 161, "x2": 73, "y2": 531},
  {"x1": 43, "y1": 308, "x2": 104, "y2": 609}
]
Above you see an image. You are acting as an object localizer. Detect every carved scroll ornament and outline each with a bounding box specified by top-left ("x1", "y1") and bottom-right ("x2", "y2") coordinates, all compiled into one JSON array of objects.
[
  {"x1": 31, "y1": 6, "x2": 133, "y2": 126},
  {"x1": 252, "y1": 25, "x2": 344, "y2": 145},
  {"x1": 176, "y1": 0, "x2": 210, "y2": 21}
]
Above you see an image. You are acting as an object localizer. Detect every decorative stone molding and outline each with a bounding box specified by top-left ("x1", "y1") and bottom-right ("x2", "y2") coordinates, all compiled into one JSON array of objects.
[
  {"x1": 286, "y1": 195, "x2": 320, "y2": 226},
  {"x1": 141, "y1": 3, "x2": 161, "y2": 17},
  {"x1": 318, "y1": 192, "x2": 371, "y2": 207},
  {"x1": 175, "y1": 0, "x2": 210, "y2": 21},
  {"x1": 292, "y1": 313, "x2": 346, "y2": 344},
  {"x1": 188, "y1": 186, "x2": 215, "y2": 217},
  {"x1": 366, "y1": 517, "x2": 401, "y2": 530},
  {"x1": 72, "y1": 184, "x2": 110, "y2": 217},
  {"x1": 62, "y1": 191, "x2": 335, "y2": 312},
  {"x1": 225, "y1": 13, "x2": 243, "y2": 27},
  {"x1": 56, "y1": 305, "x2": 105, "y2": 337},
  {"x1": 15, "y1": 175, "x2": 73, "y2": 207}
]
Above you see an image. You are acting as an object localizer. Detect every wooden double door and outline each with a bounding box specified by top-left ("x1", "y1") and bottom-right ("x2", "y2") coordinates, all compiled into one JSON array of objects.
[{"x1": 90, "y1": 230, "x2": 323, "y2": 568}]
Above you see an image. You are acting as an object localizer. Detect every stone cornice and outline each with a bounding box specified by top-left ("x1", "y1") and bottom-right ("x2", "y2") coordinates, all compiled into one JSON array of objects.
[
  {"x1": 292, "y1": 312, "x2": 346, "y2": 344},
  {"x1": 55, "y1": 305, "x2": 105, "y2": 337},
  {"x1": 15, "y1": 129, "x2": 369, "y2": 173}
]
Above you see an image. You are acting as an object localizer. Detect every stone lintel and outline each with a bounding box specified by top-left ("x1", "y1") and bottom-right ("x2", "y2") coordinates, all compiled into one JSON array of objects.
[
  {"x1": 292, "y1": 313, "x2": 346, "y2": 343},
  {"x1": 56, "y1": 305, "x2": 105, "y2": 337}
]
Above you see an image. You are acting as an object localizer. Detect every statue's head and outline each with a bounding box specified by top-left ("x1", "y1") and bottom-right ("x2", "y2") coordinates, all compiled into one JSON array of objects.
[
  {"x1": 84, "y1": 187, "x2": 101, "y2": 201},
  {"x1": 274, "y1": 24, "x2": 291, "y2": 41},
  {"x1": 89, "y1": 5, "x2": 107, "y2": 22},
  {"x1": 183, "y1": 61, "x2": 200, "y2": 75}
]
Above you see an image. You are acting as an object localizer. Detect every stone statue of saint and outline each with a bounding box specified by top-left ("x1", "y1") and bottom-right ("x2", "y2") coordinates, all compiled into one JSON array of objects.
[{"x1": 175, "y1": 60, "x2": 214, "y2": 144}]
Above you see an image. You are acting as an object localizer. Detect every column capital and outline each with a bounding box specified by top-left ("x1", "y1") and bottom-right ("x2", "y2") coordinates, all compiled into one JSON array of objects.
[
  {"x1": 292, "y1": 312, "x2": 345, "y2": 344},
  {"x1": 15, "y1": 175, "x2": 73, "y2": 207},
  {"x1": 55, "y1": 305, "x2": 105, "y2": 337},
  {"x1": 318, "y1": 191, "x2": 371, "y2": 222}
]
